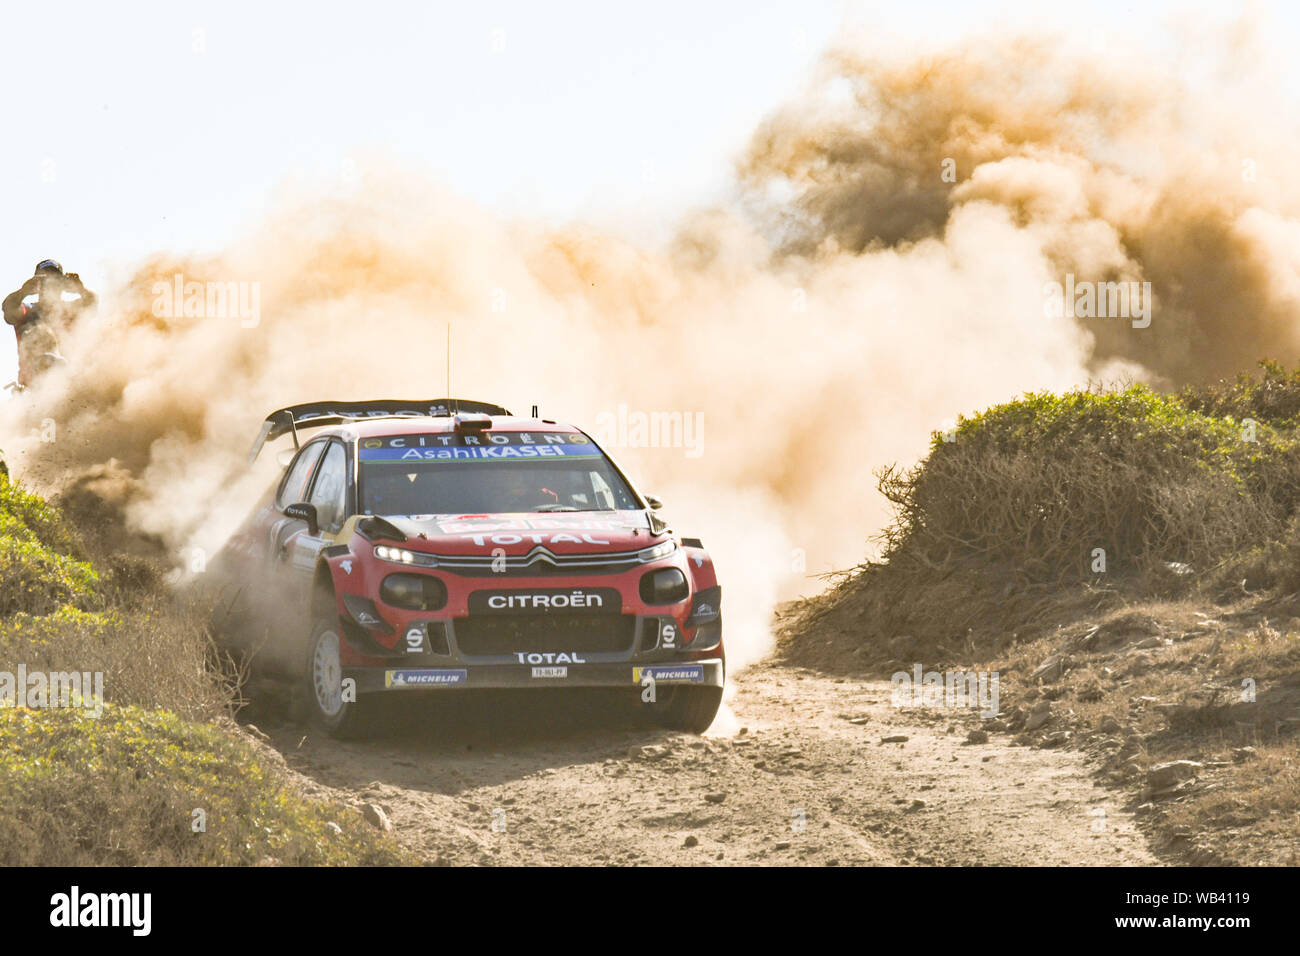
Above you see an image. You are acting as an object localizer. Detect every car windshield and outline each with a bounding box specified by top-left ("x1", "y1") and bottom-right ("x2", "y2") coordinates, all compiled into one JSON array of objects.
[{"x1": 357, "y1": 431, "x2": 640, "y2": 516}]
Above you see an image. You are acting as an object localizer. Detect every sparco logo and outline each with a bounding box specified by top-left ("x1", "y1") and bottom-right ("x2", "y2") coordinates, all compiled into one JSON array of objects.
[{"x1": 488, "y1": 592, "x2": 603, "y2": 610}]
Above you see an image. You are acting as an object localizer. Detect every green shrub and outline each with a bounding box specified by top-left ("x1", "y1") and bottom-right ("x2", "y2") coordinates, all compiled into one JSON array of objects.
[
  {"x1": 0, "y1": 540, "x2": 100, "y2": 617},
  {"x1": 1180, "y1": 359, "x2": 1300, "y2": 428},
  {"x1": 798, "y1": 375, "x2": 1300, "y2": 661},
  {"x1": 880, "y1": 384, "x2": 1299, "y2": 582},
  {"x1": 0, "y1": 476, "x2": 100, "y2": 617},
  {"x1": 0, "y1": 475, "x2": 86, "y2": 558},
  {"x1": 0, "y1": 705, "x2": 411, "y2": 865},
  {"x1": 0, "y1": 478, "x2": 407, "y2": 866}
]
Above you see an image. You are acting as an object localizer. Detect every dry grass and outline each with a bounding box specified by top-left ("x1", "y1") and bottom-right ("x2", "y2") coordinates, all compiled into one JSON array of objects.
[
  {"x1": 1161, "y1": 743, "x2": 1300, "y2": 865},
  {"x1": 0, "y1": 597, "x2": 235, "y2": 721}
]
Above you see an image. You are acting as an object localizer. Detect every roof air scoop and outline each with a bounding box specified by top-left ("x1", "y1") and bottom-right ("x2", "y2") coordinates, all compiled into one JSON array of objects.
[{"x1": 454, "y1": 412, "x2": 493, "y2": 433}]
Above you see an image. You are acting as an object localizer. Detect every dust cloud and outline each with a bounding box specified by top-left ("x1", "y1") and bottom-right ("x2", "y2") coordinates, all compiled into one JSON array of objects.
[{"x1": 3, "y1": 19, "x2": 1298, "y2": 669}]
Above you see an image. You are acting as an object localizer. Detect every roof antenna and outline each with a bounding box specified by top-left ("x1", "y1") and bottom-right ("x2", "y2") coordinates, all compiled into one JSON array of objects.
[{"x1": 447, "y1": 324, "x2": 458, "y2": 416}]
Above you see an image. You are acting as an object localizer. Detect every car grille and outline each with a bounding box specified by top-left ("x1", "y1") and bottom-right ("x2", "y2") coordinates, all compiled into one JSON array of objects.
[
  {"x1": 432, "y1": 548, "x2": 644, "y2": 577},
  {"x1": 454, "y1": 614, "x2": 637, "y2": 657}
]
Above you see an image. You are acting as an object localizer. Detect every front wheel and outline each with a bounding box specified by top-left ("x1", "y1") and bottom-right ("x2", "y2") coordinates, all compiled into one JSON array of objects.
[
  {"x1": 302, "y1": 617, "x2": 375, "y2": 738},
  {"x1": 648, "y1": 684, "x2": 723, "y2": 734}
]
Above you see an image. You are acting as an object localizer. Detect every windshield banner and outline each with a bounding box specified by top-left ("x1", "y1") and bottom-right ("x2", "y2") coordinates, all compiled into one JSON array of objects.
[{"x1": 359, "y1": 433, "x2": 601, "y2": 462}]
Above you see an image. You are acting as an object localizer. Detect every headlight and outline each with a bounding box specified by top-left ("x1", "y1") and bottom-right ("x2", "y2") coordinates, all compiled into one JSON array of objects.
[
  {"x1": 640, "y1": 567, "x2": 688, "y2": 605},
  {"x1": 379, "y1": 573, "x2": 448, "y2": 611},
  {"x1": 374, "y1": 545, "x2": 438, "y2": 567},
  {"x1": 637, "y1": 539, "x2": 677, "y2": 563}
]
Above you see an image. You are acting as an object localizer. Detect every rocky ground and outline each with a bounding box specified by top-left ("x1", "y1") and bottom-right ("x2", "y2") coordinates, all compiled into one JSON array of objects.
[{"x1": 777, "y1": 591, "x2": 1300, "y2": 866}]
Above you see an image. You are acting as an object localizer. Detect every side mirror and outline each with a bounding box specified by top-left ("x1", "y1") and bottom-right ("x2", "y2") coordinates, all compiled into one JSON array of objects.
[
  {"x1": 285, "y1": 502, "x2": 319, "y2": 536},
  {"x1": 645, "y1": 494, "x2": 664, "y2": 511}
]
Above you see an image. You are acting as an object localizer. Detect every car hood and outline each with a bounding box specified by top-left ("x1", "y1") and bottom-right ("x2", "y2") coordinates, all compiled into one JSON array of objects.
[{"x1": 374, "y1": 510, "x2": 664, "y2": 556}]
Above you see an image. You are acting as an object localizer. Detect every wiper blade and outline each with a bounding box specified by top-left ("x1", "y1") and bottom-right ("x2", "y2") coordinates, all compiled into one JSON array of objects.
[{"x1": 532, "y1": 504, "x2": 579, "y2": 512}]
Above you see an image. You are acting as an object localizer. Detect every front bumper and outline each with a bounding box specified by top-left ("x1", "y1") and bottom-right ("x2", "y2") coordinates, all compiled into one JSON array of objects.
[{"x1": 346, "y1": 657, "x2": 724, "y2": 693}]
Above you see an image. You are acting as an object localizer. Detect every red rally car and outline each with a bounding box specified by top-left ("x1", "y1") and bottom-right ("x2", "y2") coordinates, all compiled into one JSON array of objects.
[{"x1": 216, "y1": 399, "x2": 724, "y2": 737}]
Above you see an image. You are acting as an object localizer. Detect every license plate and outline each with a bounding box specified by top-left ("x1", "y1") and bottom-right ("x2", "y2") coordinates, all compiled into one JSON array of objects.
[{"x1": 531, "y1": 666, "x2": 568, "y2": 679}]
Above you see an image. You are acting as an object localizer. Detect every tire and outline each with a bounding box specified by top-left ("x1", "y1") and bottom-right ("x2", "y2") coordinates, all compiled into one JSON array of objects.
[
  {"x1": 302, "y1": 616, "x2": 376, "y2": 738},
  {"x1": 649, "y1": 684, "x2": 724, "y2": 734}
]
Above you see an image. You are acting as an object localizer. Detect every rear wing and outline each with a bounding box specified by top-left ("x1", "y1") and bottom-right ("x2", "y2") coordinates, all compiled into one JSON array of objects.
[{"x1": 247, "y1": 398, "x2": 512, "y2": 464}]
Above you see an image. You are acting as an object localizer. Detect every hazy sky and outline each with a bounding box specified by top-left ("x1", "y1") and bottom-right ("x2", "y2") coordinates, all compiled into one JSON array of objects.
[{"x1": 0, "y1": 0, "x2": 1290, "y2": 384}]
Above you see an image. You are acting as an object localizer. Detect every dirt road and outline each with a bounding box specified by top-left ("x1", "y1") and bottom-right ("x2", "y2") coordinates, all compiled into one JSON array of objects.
[{"x1": 262, "y1": 662, "x2": 1158, "y2": 865}]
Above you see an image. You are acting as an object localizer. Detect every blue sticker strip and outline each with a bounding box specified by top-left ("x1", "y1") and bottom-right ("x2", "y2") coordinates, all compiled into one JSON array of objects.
[
  {"x1": 385, "y1": 669, "x2": 468, "y2": 687},
  {"x1": 361, "y1": 444, "x2": 601, "y2": 463},
  {"x1": 633, "y1": 664, "x2": 705, "y2": 684}
]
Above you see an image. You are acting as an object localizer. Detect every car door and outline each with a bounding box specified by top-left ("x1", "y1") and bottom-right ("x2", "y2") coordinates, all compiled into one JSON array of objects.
[
  {"x1": 286, "y1": 439, "x2": 350, "y2": 577},
  {"x1": 269, "y1": 438, "x2": 328, "y2": 570}
]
